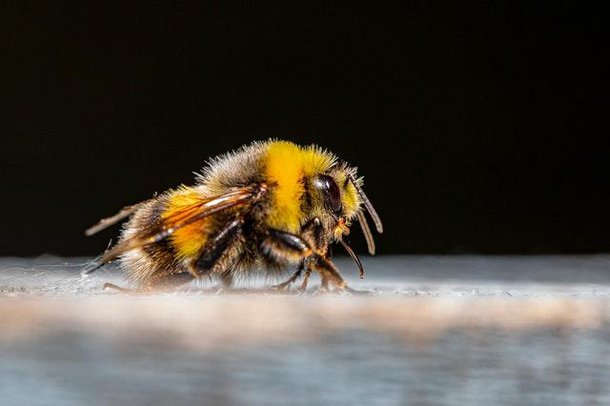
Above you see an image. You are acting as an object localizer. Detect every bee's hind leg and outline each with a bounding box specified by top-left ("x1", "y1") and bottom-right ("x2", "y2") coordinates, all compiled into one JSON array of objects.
[
  {"x1": 101, "y1": 274, "x2": 193, "y2": 293},
  {"x1": 187, "y1": 218, "x2": 243, "y2": 291},
  {"x1": 149, "y1": 272, "x2": 196, "y2": 291}
]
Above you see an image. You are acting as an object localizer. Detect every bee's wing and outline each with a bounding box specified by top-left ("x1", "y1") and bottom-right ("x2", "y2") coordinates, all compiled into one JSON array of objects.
[
  {"x1": 85, "y1": 200, "x2": 152, "y2": 236},
  {"x1": 97, "y1": 185, "x2": 264, "y2": 265}
]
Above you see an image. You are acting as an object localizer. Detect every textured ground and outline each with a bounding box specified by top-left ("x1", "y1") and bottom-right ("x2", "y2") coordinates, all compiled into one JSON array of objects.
[{"x1": 2, "y1": 255, "x2": 610, "y2": 405}]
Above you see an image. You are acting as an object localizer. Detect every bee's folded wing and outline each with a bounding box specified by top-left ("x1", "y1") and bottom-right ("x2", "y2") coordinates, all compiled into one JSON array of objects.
[
  {"x1": 97, "y1": 185, "x2": 263, "y2": 264},
  {"x1": 85, "y1": 201, "x2": 152, "y2": 236}
]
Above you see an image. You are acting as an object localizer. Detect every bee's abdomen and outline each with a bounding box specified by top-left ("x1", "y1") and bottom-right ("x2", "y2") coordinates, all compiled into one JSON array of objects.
[
  {"x1": 119, "y1": 196, "x2": 184, "y2": 283},
  {"x1": 163, "y1": 188, "x2": 215, "y2": 259}
]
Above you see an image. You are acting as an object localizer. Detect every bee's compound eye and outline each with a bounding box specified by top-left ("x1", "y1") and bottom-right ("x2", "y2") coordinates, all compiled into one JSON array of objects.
[{"x1": 314, "y1": 174, "x2": 342, "y2": 214}]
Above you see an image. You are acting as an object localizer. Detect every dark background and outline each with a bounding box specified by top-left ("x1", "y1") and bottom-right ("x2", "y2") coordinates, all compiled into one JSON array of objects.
[{"x1": 2, "y1": 2, "x2": 607, "y2": 256}]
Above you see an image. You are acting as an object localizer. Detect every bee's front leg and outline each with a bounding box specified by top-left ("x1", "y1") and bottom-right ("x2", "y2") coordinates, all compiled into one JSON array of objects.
[{"x1": 314, "y1": 255, "x2": 347, "y2": 290}]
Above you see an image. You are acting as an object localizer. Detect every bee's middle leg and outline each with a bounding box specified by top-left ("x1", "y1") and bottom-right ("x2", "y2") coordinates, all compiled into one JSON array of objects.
[
  {"x1": 274, "y1": 261, "x2": 305, "y2": 290},
  {"x1": 263, "y1": 226, "x2": 347, "y2": 291},
  {"x1": 270, "y1": 217, "x2": 327, "y2": 291}
]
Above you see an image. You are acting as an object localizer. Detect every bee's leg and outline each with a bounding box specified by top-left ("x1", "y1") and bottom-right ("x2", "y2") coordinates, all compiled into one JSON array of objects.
[
  {"x1": 299, "y1": 218, "x2": 330, "y2": 291},
  {"x1": 189, "y1": 219, "x2": 243, "y2": 283},
  {"x1": 102, "y1": 282, "x2": 132, "y2": 292},
  {"x1": 300, "y1": 218, "x2": 327, "y2": 252},
  {"x1": 263, "y1": 217, "x2": 326, "y2": 260},
  {"x1": 102, "y1": 272, "x2": 194, "y2": 293},
  {"x1": 205, "y1": 240, "x2": 243, "y2": 288},
  {"x1": 274, "y1": 217, "x2": 327, "y2": 290},
  {"x1": 263, "y1": 227, "x2": 348, "y2": 291},
  {"x1": 262, "y1": 228, "x2": 314, "y2": 263},
  {"x1": 273, "y1": 261, "x2": 305, "y2": 290},
  {"x1": 314, "y1": 255, "x2": 347, "y2": 290},
  {"x1": 141, "y1": 219, "x2": 242, "y2": 291},
  {"x1": 146, "y1": 272, "x2": 196, "y2": 290},
  {"x1": 298, "y1": 266, "x2": 313, "y2": 292}
]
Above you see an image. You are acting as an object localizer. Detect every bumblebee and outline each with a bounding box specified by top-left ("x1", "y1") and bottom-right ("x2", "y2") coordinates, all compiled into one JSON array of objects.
[{"x1": 86, "y1": 140, "x2": 382, "y2": 291}]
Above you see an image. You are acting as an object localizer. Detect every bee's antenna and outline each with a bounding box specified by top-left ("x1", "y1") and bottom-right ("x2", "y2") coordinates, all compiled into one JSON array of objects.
[
  {"x1": 348, "y1": 174, "x2": 383, "y2": 234},
  {"x1": 356, "y1": 210, "x2": 376, "y2": 255},
  {"x1": 340, "y1": 238, "x2": 365, "y2": 279}
]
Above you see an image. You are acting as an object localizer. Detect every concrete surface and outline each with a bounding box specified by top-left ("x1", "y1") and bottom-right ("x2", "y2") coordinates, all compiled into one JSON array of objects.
[{"x1": 2, "y1": 255, "x2": 610, "y2": 405}]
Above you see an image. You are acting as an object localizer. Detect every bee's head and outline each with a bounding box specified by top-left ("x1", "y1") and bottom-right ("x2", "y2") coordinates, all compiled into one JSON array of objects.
[
  {"x1": 263, "y1": 140, "x2": 382, "y2": 256},
  {"x1": 306, "y1": 163, "x2": 382, "y2": 250}
]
